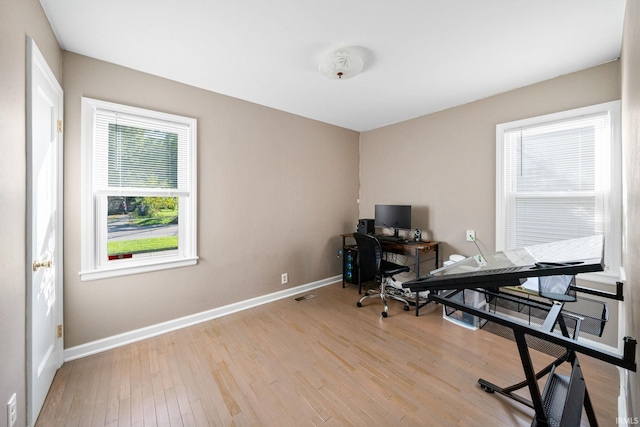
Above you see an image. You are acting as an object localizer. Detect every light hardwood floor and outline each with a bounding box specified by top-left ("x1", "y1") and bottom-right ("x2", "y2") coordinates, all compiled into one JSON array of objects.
[{"x1": 36, "y1": 282, "x2": 620, "y2": 426}]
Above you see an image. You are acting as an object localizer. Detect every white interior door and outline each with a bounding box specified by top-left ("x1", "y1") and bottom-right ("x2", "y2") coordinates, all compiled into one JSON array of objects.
[{"x1": 26, "y1": 37, "x2": 64, "y2": 426}]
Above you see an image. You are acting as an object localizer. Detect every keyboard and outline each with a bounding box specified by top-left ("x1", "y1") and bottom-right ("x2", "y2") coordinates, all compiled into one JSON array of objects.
[{"x1": 374, "y1": 235, "x2": 405, "y2": 242}]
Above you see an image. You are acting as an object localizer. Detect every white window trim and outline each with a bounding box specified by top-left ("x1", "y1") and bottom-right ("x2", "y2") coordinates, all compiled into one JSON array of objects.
[
  {"x1": 496, "y1": 100, "x2": 621, "y2": 285},
  {"x1": 80, "y1": 98, "x2": 198, "y2": 280}
]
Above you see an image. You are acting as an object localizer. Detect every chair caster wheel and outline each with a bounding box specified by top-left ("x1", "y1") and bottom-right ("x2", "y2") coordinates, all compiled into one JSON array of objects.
[
  {"x1": 381, "y1": 311, "x2": 388, "y2": 318},
  {"x1": 403, "y1": 305, "x2": 410, "y2": 311},
  {"x1": 357, "y1": 302, "x2": 362, "y2": 307},
  {"x1": 480, "y1": 385, "x2": 494, "y2": 394}
]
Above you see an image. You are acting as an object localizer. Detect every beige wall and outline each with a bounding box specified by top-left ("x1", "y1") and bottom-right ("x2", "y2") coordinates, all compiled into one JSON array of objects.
[
  {"x1": 0, "y1": 0, "x2": 62, "y2": 425},
  {"x1": 621, "y1": 0, "x2": 640, "y2": 416},
  {"x1": 360, "y1": 61, "x2": 621, "y2": 260},
  {"x1": 359, "y1": 62, "x2": 623, "y2": 347},
  {"x1": 62, "y1": 52, "x2": 360, "y2": 347}
]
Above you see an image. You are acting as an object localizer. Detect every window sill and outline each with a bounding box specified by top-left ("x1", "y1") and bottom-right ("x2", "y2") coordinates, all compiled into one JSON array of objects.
[{"x1": 80, "y1": 256, "x2": 198, "y2": 281}]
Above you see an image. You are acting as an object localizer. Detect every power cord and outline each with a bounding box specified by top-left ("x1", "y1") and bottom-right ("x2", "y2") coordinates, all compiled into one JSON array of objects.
[{"x1": 468, "y1": 234, "x2": 487, "y2": 265}]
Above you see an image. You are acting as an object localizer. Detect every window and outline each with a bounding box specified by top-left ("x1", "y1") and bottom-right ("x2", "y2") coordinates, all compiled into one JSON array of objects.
[
  {"x1": 496, "y1": 101, "x2": 621, "y2": 283},
  {"x1": 81, "y1": 98, "x2": 197, "y2": 280}
]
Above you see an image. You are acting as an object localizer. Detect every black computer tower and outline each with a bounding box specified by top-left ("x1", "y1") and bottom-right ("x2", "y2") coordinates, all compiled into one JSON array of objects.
[
  {"x1": 343, "y1": 246, "x2": 358, "y2": 284},
  {"x1": 343, "y1": 246, "x2": 375, "y2": 284}
]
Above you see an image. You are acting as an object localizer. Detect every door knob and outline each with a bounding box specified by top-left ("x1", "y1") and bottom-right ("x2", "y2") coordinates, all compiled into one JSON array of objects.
[{"x1": 33, "y1": 260, "x2": 52, "y2": 272}]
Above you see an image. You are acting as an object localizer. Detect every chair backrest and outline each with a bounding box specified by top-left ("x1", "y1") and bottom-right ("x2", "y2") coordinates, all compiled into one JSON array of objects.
[{"x1": 352, "y1": 232, "x2": 382, "y2": 279}]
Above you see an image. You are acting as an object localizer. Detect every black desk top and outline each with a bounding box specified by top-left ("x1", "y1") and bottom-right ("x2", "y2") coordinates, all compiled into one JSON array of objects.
[
  {"x1": 403, "y1": 235, "x2": 604, "y2": 292},
  {"x1": 341, "y1": 233, "x2": 439, "y2": 253}
]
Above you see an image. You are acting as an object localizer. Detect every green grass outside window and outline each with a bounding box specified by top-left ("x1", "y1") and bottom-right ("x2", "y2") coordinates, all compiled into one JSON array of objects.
[{"x1": 108, "y1": 236, "x2": 178, "y2": 256}]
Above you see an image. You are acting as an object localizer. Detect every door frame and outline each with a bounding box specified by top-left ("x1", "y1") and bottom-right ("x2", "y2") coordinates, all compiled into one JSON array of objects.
[{"x1": 26, "y1": 36, "x2": 64, "y2": 426}]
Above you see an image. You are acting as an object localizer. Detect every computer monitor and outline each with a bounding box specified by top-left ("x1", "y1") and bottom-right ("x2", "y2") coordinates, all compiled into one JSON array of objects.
[{"x1": 374, "y1": 205, "x2": 411, "y2": 237}]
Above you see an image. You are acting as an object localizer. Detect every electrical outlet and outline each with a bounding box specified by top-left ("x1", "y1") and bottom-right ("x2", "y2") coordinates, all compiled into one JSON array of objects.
[
  {"x1": 7, "y1": 393, "x2": 16, "y2": 427},
  {"x1": 281, "y1": 273, "x2": 288, "y2": 285},
  {"x1": 466, "y1": 230, "x2": 476, "y2": 241}
]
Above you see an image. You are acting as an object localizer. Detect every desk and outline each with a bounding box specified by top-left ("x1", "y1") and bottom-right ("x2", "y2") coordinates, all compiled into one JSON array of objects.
[
  {"x1": 341, "y1": 233, "x2": 439, "y2": 289},
  {"x1": 423, "y1": 287, "x2": 635, "y2": 427},
  {"x1": 402, "y1": 236, "x2": 637, "y2": 427}
]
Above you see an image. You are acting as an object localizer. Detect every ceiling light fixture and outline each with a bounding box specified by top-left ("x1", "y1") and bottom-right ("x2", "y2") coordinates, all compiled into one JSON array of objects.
[{"x1": 317, "y1": 48, "x2": 364, "y2": 80}]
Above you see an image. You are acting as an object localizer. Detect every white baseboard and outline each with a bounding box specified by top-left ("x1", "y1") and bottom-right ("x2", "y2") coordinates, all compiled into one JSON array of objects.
[{"x1": 64, "y1": 275, "x2": 341, "y2": 362}]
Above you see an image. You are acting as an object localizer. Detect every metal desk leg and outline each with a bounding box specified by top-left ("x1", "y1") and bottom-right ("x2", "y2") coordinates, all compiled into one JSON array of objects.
[
  {"x1": 583, "y1": 386, "x2": 598, "y2": 427},
  {"x1": 413, "y1": 243, "x2": 439, "y2": 316},
  {"x1": 514, "y1": 332, "x2": 548, "y2": 427}
]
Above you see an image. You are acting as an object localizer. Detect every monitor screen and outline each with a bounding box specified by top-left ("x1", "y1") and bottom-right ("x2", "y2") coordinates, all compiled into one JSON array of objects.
[{"x1": 374, "y1": 205, "x2": 411, "y2": 235}]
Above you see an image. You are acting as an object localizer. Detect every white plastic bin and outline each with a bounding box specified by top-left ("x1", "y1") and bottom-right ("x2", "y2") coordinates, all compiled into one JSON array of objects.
[
  {"x1": 441, "y1": 254, "x2": 486, "y2": 330},
  {"x1": 443, "y1": 289, "x2": 487, "y2": 330}
]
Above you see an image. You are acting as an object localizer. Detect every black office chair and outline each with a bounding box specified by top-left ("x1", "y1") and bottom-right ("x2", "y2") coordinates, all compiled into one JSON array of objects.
[{"x1": 352, "y1": 232, "x2": 411, "y2": 317}]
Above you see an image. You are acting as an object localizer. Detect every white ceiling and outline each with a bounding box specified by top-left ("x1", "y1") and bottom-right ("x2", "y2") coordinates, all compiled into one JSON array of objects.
[{"x1": 39, "y1": 0, "x2": 626, "y2": 132}]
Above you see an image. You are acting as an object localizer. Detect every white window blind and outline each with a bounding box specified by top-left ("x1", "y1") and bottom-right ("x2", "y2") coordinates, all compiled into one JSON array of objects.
[
  {"x1": 497, "y1": 101, "x2": 621, "y2": 281},
  {"x1": 94, "y1": 110, "x2": 191, "y2": 197}
]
